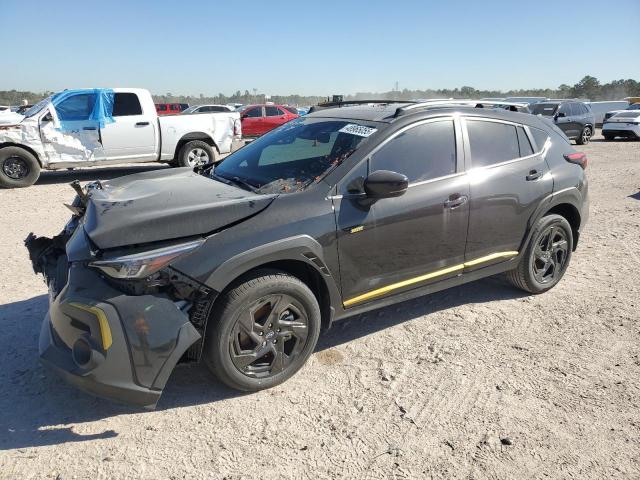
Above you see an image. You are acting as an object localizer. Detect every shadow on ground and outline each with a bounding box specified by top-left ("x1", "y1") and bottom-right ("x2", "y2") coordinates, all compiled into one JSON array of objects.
[
  {"x1": 0, "y1": 276, "x2": 525, "y2": 450},
  {"x1": 35, "y1": 164, "x2": 169, "y2": 186}
]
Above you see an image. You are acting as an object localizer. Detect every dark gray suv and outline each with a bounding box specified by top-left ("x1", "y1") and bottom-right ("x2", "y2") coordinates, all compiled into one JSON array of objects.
[
  {"x1": 531, "y1": 101, "x2": 595, "y2": 145},
  {"x1": 26, "y1": 101, "x2": 589, "y2": 407}
]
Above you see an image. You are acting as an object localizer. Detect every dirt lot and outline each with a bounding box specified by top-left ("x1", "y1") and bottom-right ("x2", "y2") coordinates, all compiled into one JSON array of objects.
[{"x1": 0, "y1": 131, "x2": 639, "y2": 479}]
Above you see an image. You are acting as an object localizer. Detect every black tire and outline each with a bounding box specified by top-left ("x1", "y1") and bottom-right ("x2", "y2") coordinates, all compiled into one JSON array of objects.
[
  {"x1": 0, "y1": 146, "x2": 41, "y2": 188},
  {"x1": 575, "y1": 126, "x2": 592, "y2": 145},
  {"x1": 506, "y1": 214, "x2": 573, "y2": 294},
  {"x1": 203, "y1": 270, "x2": 321, "y2": 392},
  {"x1": 603, "y1": 133, "x2": 614, "y2": 141},
  {"x1": 176, "y1": 140, "x2": 217, "y2": 168}
]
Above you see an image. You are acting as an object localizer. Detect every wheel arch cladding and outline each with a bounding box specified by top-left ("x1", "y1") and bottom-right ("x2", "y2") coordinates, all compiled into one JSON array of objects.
[
  {"x1": 205, "y1": 236, "x2": 339, "y2": 331},
  {"x1": 544, "y1": 203, "x2": 581, "y2": 249}
]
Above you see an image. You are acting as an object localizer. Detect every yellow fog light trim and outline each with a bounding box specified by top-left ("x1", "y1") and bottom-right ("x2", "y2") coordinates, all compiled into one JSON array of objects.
[
  {"x1": 343, "y1": 251, "x2": 519, "y2": 307},
  {"x1": 69, "y1": 302, "x2": 113, "y2": 350}
]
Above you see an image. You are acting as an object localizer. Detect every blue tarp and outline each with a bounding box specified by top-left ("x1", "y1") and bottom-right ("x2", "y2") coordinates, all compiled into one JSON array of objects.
[{"x1": 51, "y1": 88, "x2": 115, "y2": 132}]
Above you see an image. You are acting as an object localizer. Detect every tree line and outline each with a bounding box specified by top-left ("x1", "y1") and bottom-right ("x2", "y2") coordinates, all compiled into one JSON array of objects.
[{"x1": 1, "y1": 76, "x2": 638, "y2": 107}]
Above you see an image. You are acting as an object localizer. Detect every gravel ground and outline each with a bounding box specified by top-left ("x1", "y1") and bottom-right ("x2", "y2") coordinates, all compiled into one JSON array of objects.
[{"x1": 0, "y1": 131, "x2": 639, "y2": 479}]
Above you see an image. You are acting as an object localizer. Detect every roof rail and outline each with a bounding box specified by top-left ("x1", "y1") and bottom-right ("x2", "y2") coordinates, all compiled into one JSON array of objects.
[{"x1": 394, "y1": 99, "x2": 530, "y2": 117}]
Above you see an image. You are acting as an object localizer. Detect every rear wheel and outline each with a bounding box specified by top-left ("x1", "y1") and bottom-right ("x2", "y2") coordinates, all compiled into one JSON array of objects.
[
  {"x1": 575, "y1": 126, "x2": 592, "y2": 145},
  {"x1": 176, "y1": 140, "x2": 217, "y2": 168},
  {"x1": 0, "y1": 146, "x2": 41, "y2": 188},
  {"x1": 204, "y1": 270, "x2": 321, "y2": 392},
  {"x1": 506, "y1": 214, "x2": 573, "y2": 294}
]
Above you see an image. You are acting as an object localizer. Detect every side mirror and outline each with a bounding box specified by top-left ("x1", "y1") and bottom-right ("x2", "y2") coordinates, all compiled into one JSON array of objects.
[
  {"x1": 556, "y1": 112, "x2": 566, "y2": 118},
  {"x1": 364, "y1": 170, "x2": 408, "y2": 199}
]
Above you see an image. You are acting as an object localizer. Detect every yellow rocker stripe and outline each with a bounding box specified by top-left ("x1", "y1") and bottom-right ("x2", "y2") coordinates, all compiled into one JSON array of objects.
[
  {"x1": 343, "y1": 251, "x2": 519, "y2": 307},
  {"x1": 69, "y1": 302, "x2": 113, "y2": 350}
]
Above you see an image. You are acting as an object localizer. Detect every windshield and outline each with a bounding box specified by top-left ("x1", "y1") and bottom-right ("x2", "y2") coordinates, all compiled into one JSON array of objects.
[
  {"x1": 531, "y1": 103, "x2": 559, "y2": 116},
  {"x1": 213, "y1": 117, "x2": 377, "y2": 194},
  {"x1": 23, "y1": 97, "x2": 51, "y2": 118},
  {"x1": 628, "y1": 103, "x2": 640, "y2": 110}
]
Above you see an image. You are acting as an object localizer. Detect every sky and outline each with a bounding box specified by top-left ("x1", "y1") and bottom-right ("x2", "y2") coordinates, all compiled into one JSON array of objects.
[{"x1": 1, "y1": 0, "x2": 639, "y2": 97}]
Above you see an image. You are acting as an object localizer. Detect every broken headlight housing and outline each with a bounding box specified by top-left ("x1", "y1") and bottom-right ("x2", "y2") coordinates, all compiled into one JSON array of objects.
[{"x1": 89, "y1": 239, "x2": 204, "y2": 280}]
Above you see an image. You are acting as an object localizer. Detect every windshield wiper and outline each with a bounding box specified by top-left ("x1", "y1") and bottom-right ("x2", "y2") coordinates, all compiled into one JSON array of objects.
[{"x1": 212, "y1": 172, "x2": 259, "y2": 193}]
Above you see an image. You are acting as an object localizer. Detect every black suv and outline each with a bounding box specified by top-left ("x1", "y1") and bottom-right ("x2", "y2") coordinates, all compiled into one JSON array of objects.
[
  {"x1": 530, "y1": 100, "x2": 595, "y2": 145},
  {"x1": 27, "y1": 101, "x2": 589, "y2": 407}
]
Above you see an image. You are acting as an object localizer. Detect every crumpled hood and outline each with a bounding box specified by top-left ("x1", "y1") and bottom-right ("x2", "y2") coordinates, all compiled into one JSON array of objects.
[{"x1": 83, "y1": 168, "x2": 276, "y2": 249}]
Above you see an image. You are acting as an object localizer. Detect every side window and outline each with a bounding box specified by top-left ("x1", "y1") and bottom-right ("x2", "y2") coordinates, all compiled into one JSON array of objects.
[
  {"x1": 244, "y1": 107, "x2": 262, "y2": 118},
  {"x1": 265, "y1": 106, "x2": 280, "y2": 116},
  {"x1": 158, "y1": 104, "x2": 167, "y2": 112},
  {"x1": 558, "y1": 103, "x2": 571, "y2": 116},
  {"x1": 529, "y1": 127, "x2": 549, "y2": 152},
  {"x1": 466, "y1": 120, "x2": 519, "y2": 167},
  {"x1": 516, "y1": 126, "x2": 533, "y2": 157},
  {"x1": 370, "y1": 120, "x2": 456, "y2": 183},
  {"x1": 55, "y1": 93, "x2": 96, "y2": 121},
  {"x1": 276, "y1": 107, "x2": 287, "y2": 116},
  {"x1": 112, "y1": 93, "x2": 143, "y2": 116}
]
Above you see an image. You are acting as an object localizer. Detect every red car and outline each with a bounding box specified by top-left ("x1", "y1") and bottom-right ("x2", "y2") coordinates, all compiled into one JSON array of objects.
[
  {"x1": 241, "y1": 104, "x2": 299, "y2": 136},
  {"x1": 155, "y1": 103, "x2": 189, "y2": 115}
]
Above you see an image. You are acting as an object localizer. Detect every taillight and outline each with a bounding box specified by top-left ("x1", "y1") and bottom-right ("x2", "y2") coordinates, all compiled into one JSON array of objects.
[{"x1": 564, "y1": 152, "x2": 588, "y2": 169}]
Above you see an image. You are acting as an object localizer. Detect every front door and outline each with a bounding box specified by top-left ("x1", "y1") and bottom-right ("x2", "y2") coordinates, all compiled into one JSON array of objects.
[
  {"x1": 40, "y1": 91, "x2": 104, "y2": 164},
  {"x1": 241, "y1": 106, "x2": 265, "y2": 136},
  {"x1": 462, "y1": 118, "x2": 553, "y2": 268},
  {"x1": 335, "y1": 118, "x2": 470, "y2": 307},
  {"x1": 555, "y1": 103, "x2": 577, "y2": 138},
  {"x1": 100, "y1": 92, "x2": 157, "y2": 162}
]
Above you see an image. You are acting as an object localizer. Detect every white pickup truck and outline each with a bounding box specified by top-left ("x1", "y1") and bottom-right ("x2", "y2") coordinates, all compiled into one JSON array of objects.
[{"x1": 0, "y1": 88, "x2": 242, "y2": 188}]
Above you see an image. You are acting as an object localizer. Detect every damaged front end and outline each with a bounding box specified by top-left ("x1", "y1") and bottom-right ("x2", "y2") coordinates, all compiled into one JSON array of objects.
[{"x1": 25, "y1": 181, "x2": 218, "y2": 408}]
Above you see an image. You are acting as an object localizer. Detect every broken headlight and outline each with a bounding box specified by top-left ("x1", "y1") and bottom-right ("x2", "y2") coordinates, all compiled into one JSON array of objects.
[{"x1": 89, "y1": 239, "x2": 204, "y2": 280}]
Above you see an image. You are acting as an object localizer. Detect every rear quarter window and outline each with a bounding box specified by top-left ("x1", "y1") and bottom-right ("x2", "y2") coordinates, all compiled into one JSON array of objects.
[{"x1": 466, "y1": 120, "x2": 519, "y2": 167}]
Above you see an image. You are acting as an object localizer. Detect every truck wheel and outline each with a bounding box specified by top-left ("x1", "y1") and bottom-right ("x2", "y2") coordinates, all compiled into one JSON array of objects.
[
  {"x1": 506, "y1": 214, "x2": 573, "y2": 294},
  {"x1": 0, "y1": 146, "x2": 41, "y2": 188},
  {"x1": 204, "y1": 270, "x2": 321, "y2": 392},
  {"x1": 176, "y1": 140, "x2": 217, "y2": 168}
]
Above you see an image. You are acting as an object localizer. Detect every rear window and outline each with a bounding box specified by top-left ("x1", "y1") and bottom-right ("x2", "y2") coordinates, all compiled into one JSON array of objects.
[
  {"x1": 613, "y1": 111, "x2": 640, "y2": 118},
  {"x1": 530, "y1": 127, "x2": 550, "y2": 151},
  {"x1": 112, "y1": 93, "x2": 142, "y2": 116},
  {"x1": 283, "y1": 106, "x2": 298, "y2": 114},
  {"x1": 531, "y1": 103, "x2": 559, "y2": 116},
  {"x1": 466, "y1": 120, "x2": 519, "y2": 167}
]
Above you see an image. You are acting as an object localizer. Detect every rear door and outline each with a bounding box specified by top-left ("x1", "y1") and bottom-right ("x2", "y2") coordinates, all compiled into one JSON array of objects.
[
  {"x1": 462, "y1": 118, "x2": 553, "y2": 268},
  {"x1": 263, "y1": 106, "x2": 285, "y2": 133},
  {"x1": 335, "y1": 118, "x2": 470, "y2": 307},
  {"x1": 100, "y1": 92, "x2": 157, "y2": 162}
]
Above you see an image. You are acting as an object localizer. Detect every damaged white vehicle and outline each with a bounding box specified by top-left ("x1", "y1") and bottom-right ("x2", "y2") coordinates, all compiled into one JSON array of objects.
[{"x1": 0, "y1": 88, "x2": 242, "y2": 188}]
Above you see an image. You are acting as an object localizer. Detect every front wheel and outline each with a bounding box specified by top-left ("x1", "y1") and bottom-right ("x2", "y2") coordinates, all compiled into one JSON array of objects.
[
  {"x1": 575, "y1": 126, "x2": 592, "y2": 145},
  {"x1": 176, "y1": 140, "x2": 217, "y2": 168},
  {"x1": 506, "y1": 214, "x2": 573, "y2": 294},
  {"x1": 204, "y1": 270, "x2": 321, "y2": 392},
  {"x1": 0, "y1": 146, "x2": 41, "y2": 188}
]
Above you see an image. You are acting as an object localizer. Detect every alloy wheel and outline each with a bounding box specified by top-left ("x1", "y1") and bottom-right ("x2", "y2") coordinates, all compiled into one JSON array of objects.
[
  {"x1": 187, "y1": 148, "x2": 210, "y2": 167},
  {"x1": 229, "y1": 294, "x2": 309, "y2": 378},
  {"x1": 582, "y1": 127, "x2": 591, "y2": 144},
  {"x1": 532, "y1": 225, "x2": 569, "y2": 284},
  {"x1": 2, "y1": 156, "x2": 29, "y2": 179}
]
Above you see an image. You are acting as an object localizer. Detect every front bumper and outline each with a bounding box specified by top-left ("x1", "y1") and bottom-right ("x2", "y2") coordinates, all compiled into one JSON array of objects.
[{"x1": 37, "y1": 253, "x2": 201, "y2": 408}]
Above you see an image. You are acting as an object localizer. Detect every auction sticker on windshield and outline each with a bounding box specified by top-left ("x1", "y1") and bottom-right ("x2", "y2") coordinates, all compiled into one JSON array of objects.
[{"x1": 339, "y1": 124, "x2": 377, "y2": 137}]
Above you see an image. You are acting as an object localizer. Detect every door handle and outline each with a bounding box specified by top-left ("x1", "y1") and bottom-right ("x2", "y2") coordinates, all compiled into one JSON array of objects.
[
  {"x1": 135, "y1": 121, "x2": 150, "y2": 126},
  {"x1": 83, "y1": 126, "x2": 97, "y2": 131},
  {"x1": 444, "y1": 194, "x2": 468, "y2": 209},
  {"x1": 526, "y1": 170, "x2": 542, "y2": 181}
]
